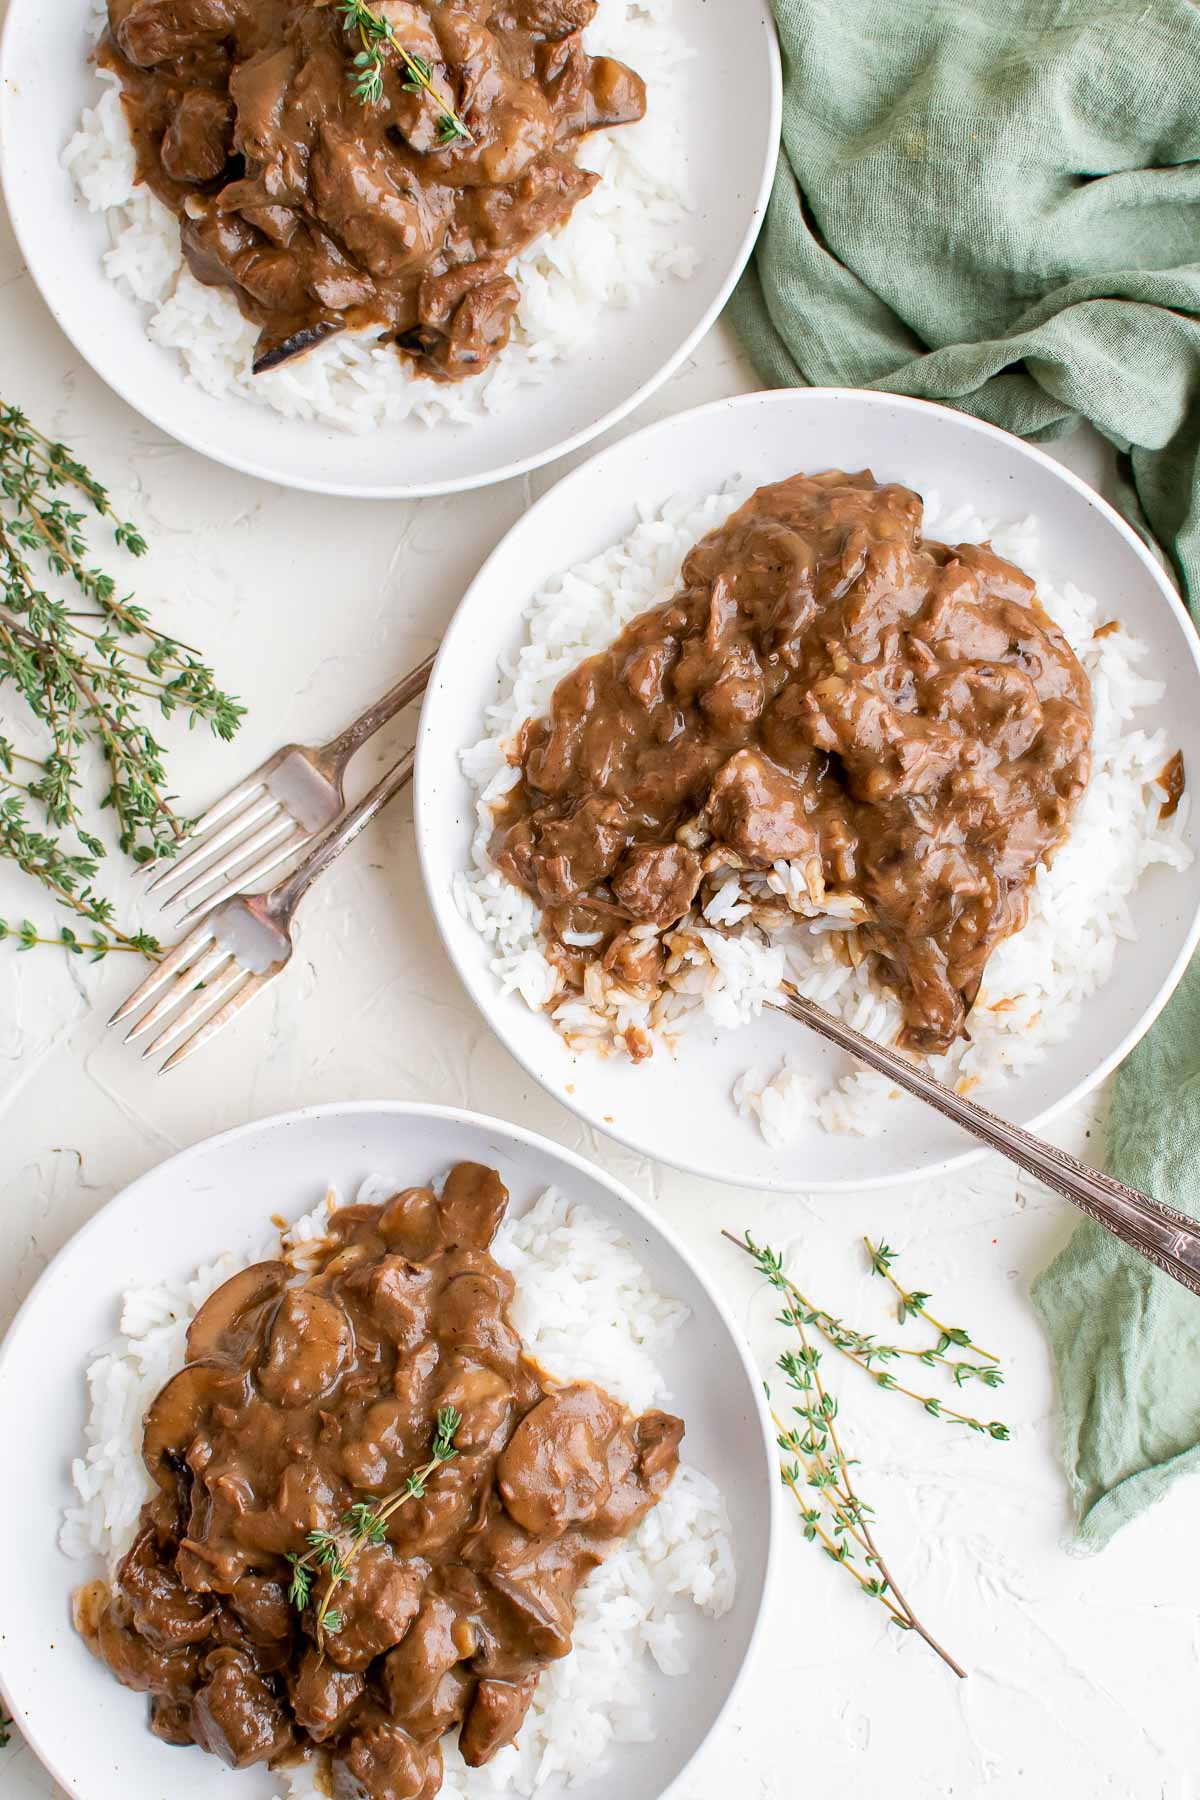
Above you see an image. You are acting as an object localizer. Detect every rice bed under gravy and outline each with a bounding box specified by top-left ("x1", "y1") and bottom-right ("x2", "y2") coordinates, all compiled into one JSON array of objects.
[
  {"x1": 455, "y1": 485, "x2": 1192, "y2": 1143},
  {"x1": 63, "y1": 0, "x2": 695, "y2": 435},
  {"x1": 62, "y1": 1182, "x2": 734, "y2": 1799}
]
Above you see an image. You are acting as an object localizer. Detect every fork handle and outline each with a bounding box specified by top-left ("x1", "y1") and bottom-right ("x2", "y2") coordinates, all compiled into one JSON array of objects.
[
  {"x1": 775, "y1": 992, "x2": 1200, "y2": 1299},
  {"x1": 268, "y1": 750, "x2": 415, "y2": 922},
  {"x1": 317, "y1": 654, "x2": 436, "y2": 775}
]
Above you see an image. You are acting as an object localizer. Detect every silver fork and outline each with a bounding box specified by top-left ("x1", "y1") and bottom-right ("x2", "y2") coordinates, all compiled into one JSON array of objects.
[
  {"x1": 776, "y1": 991, "x2": 1200, "y2": 1299},
  {"x1": 111, "y1": 752, "x2": 416, "y2": 1073},
  {"x1": 145, "y1": 653, "x2": 435, "y2": 924}
]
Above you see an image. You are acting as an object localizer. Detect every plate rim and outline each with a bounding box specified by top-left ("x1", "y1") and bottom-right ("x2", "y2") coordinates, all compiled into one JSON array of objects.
[
  {"x1": 413, "y1": 384, "x2": 1200, "y2": 1191},
  {"x1": 0, "y1": 1, "x2": 782, "y2": 499},
  {"x1": 0, "y1": 1097, "x2": 780, "y2": 1800}
]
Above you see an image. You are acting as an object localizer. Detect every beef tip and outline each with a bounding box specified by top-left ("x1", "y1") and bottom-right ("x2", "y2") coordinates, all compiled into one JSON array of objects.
[
  {"x1": 229, "y1": 45, "x2": 307, "y2": 197},
  {"x1": 459, "y1": 1673, "x2": 539, "y2": 1766},
  {"x1": 494, "y1": 0, "x2": 597, "y2": 39},
  {"x1": 381, "y1": 1594, "x2": 471, "y2": 1739},
  {"x1": 439, "y1": 1161, "x2": 509, "y2": 1250},
  {"x1": 321, "y1": 1546, "x2": 429, "y2": 1672},
  {"x1": 118, "y1": 1527, "x2": 215, "y2": 1649},
  {"x1": 592, "y1": 1409, "x2": 684, "y2": 1534},
  {"x1": 925, "y1": 663, "x2": 1044, "y2": 763},
  {"x1": 469, "y1": 152, "x2": 597, "y2": 253},
  {"x1": 160, "y1": 89, "x2": 234, "y2": 183},
  {"x1": 351, "y1": 1255, "x2": 434, "y2": 1352},
  {"x1": 404, "y1": 275, "x2": 521, "y2": 383},
  {"x1": 191, "y1": 1648, "x2": 292, "y2": 1768},
  {"x1": 433, "y1": 1358, "x2": 514, "y2": 1454},
  {"x1": 497, "y1": 1385, "x2": 624, "y2": 1535},
  {"x1": 584, "y1": 54, "x2": 647, "y2": 130},
  {"x1": 92, "y1": 1601, "x2": 200, "y2": 1698},
  {"x1": 107, "y1": 0, "x2": 242, "y2": 67},
  {"x1": 705, "y1": 747, "x2": 819, "y2": 866},
  {"x1": 804, "y1": 677, "x2": 965, "y2": 803},
  {"x1": 288, "y1": 1645, "x2": 365, "y2": 1742},
  {"x1": 304, "y1": 230, "x2": 377, "y2": 311},
  {"x1": 148, "y1": 1696, "x2": 196, "y2": 1745},
  {"x1": 310, "y1": 126, "x2": 449, "y2": 282},
  {"x1": 610, "y1": 843, "x2": 701, "y2": 926},
  {"x1": 528, "y1": 795, "x2": 628, "y2": 905},
  {"x1": 333, "y1": 1715, "x2": 439, "y2": 1800},
  {"x1": 256, "y1": 1290, "x2": 352, "y2": 1407},
  {"x1": 228, "y1": 1574, "x2": 292, "y2": 1645},
  {"x1": 466, "y1": 1513, "x2": 583, "y2": 1660}
]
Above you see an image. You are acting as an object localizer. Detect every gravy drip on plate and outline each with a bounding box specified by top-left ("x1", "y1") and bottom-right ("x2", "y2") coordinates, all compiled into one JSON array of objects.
[
  {"x1": 100, "y1": 0, "x2": 646, "y2": 378},
  {"x1": 77, "y1": 1163, "x2": 683, "y2": 1797},
  {"x1": 490, "y1": 471, "x2": 1093, "y2": 1053}
]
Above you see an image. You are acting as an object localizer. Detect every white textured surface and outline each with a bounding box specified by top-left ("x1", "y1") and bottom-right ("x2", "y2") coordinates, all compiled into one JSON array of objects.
[{"x1": 1, "y1": 139, "x2": 1198, "y2": 1800}]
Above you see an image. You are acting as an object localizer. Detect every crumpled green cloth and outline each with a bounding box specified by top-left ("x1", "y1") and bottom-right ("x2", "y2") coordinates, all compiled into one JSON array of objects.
[{"x1": 730, "y1": 0, "x2": 1200, "y2": 1546}]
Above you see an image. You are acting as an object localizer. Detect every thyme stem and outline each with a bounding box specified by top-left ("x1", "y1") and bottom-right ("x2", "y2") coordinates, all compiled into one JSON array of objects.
[
  {"x1": 288, "y1": 1407, "x2": 462, "y2": 1644},
  {"x1": 865, "y1": 1237, "x2": 1000, "y2": 1363}
]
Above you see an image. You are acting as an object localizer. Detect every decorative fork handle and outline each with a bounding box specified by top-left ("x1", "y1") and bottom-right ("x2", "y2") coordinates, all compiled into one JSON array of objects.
[
  {"x1": 267, "y1": 750, "x2": 415, "y2": 925},
  {"x1": 775, "y1": 992, "x2": 1200, "y2": 1299},
  {"x1": 316, "y1": 652, "x2": 437, "y2": 777}
]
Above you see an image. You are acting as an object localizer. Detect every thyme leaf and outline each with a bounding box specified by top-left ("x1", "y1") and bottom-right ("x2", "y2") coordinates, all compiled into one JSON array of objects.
[{"x1": 336, "y1": 0, "x2": 473, "y2": 142}]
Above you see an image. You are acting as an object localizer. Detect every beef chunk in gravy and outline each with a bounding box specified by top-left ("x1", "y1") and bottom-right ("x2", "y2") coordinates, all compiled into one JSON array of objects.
[
  {"x1": 77, "y1": 1163, "x2": 683, "y2": 1799},
  {"x1": 490, "y1": 471, "x2": 1093, "y2": 1053},
  {"x1": 100, "y1": 0, "x2": 646, "y2": 379}
]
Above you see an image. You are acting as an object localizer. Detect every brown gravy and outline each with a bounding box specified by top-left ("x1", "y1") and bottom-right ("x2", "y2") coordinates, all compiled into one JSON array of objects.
[
  {"x1": 490, "y1": 470, "x2": 1094, "y2": 1054},
  {"x1": 78, "y1": 1163, "x2": 682, "y2": 1798},
  {"x1": 101, "y1": 0, "x2": 646, "y2": 379}
]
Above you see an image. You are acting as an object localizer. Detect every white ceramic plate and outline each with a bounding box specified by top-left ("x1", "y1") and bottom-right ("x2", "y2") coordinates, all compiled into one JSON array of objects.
[
  {"x1": 0, "y1": 1, "x2": 779, "y2": 498},
  {"x1": 0, "y1": 1102, "x2": 776, "y2": 1800},
  {"x1": 415, "y1": 388, "x2": 1200, "y2": 1191}
]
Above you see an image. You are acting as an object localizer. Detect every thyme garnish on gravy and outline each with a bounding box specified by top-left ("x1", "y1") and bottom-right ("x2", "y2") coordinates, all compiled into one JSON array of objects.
[
  {"x1": 336, "y1": 0, "x2": 475, "y2": 143},
  {"x1": 0, "y1": 403, "x2": 244, "y2": 959},
  {"x1": 288, "y1": 1406, "x2": 463, "y2": 1644}
]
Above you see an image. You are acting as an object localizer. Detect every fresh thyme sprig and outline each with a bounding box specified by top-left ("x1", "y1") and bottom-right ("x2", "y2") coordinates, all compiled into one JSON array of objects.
[
  {"x1": 288, "y1": 1406, "x2": 462, "y2": 1642},
  {"x1": 725, "y1": 1231, "x2": 1010, "y2": 1438},
  {"x1": 865, "y1": 1238, "x2": 1000, "y2": 1365},
  {"x1": 335, "y1": 0, "x2": 474, "y2": 143},
  {"x1": 726, "y1": 1226, "x2": 1015, "y2": 1678},
  {"x1": 746, "y1": 1243, "x2": 966, "y2": 1678},
  {"x1": 0, "y1": 403, "x2": 245, "y2": 957},
  {"x1": 0, "y1": 1705, "x2": 11, "y2": 1749},
  {"x1": 0, "y1": 915, "x2": 153, "y2": 958}
]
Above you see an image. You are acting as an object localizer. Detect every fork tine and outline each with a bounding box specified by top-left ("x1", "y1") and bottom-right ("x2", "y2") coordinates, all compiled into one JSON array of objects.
[
  {"x1": 158, "y1": 970, "x2": 274, "y2": 1074},
  {"x1": 107, "y1": 922, "x2": 216, "y2": 1027},
  {"x1": 123, "y1": 944, "x2": 231, "y2": 1044},
  {"x1": 176, "y1": 824, "x2": 311, "y2": 928},
  {"x1": 167, "y1": 814, "x2": 300, "y2": 915},
  {"x1": 141, "y1": 957, "x2": 249, "y2": 1061},
  {"x1": 146, "y1": 795, "x2": 282, "y2": 897},
  {"x1": 162, "y1": 770, "x2": 274, "y2": 853}
]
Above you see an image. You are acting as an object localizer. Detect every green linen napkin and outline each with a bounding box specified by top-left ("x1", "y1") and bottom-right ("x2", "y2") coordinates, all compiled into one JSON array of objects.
[{"x1": 729, "y1": 0, "x2": 1200, "y2": 1545}]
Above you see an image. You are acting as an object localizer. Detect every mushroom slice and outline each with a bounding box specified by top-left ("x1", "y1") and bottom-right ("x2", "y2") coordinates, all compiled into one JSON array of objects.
[{"x1": 186, "y1": 1261, "x2": 289, "y2": 1364}]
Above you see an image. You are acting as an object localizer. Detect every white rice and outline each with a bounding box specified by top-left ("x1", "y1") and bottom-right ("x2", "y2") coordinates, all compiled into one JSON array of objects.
[
  {"x1": 456, "y1": 485, "x2": 1193, "y2": 1142},
  {"x1": 62, "y1": 0, "x2": 695, "y2": 433},
  {"x1": 62, "y1": 1178, "x2": 734, "y2": 1798}
]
